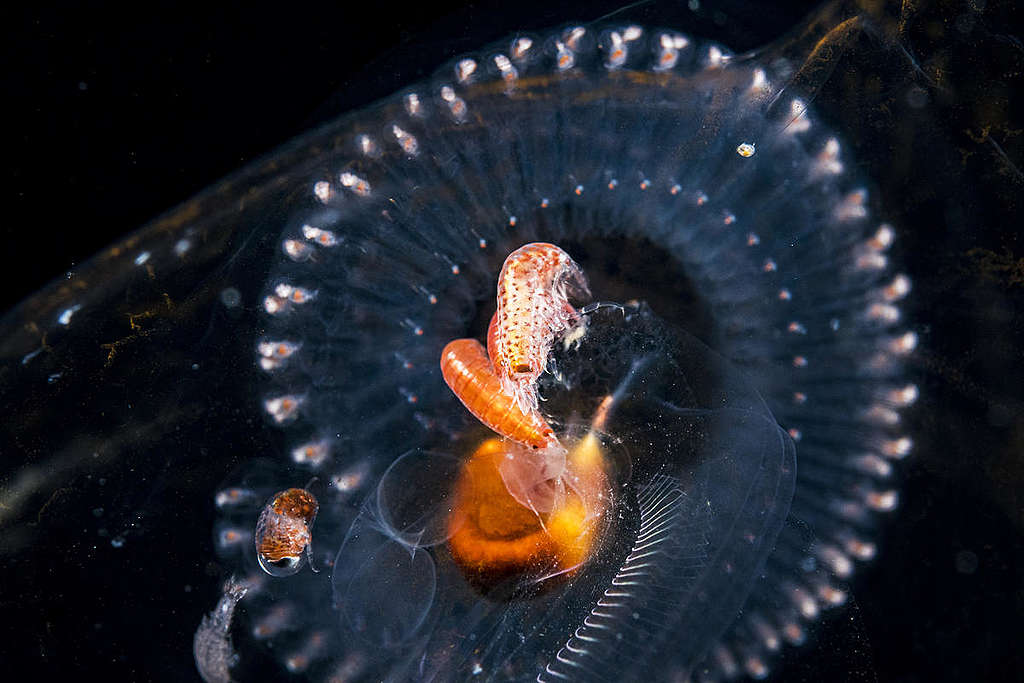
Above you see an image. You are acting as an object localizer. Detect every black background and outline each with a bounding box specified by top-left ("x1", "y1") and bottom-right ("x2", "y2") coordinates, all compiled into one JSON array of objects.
[{"x1": 3, "y1": 0, "x2": 1022, "y2": 681}]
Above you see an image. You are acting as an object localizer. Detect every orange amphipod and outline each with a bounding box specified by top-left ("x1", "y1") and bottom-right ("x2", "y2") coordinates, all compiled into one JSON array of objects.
[
  {"x1": 255, "y1": 487, "x2": 319, "y2": 577},
  {"x1": 440, "y1": 338, "x2": 558, "y2": 450},
  {"x1": 440, "y1": 242, "x2": 587, "y2": 450},
  {"x1": 491, "y1": 243, "x2": 589, "y2": 412},
  {"x1": 441, "y1": 243, "x2": 590, "y2": 513},
  {"x1": 440, "y1": 242, "x2": 615, "y2": 592}
]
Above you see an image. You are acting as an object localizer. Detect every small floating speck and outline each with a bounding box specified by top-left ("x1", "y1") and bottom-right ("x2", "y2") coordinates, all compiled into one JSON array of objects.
[
  {"x1": 220, "y1": 287, "x2": 241, "y2": 308},
  {"x1": 57, "y1": 305, "x2": 81, "y2": 326},
  {"x1": 736, "y1": 142, "x2": 756, "y2": 158}
]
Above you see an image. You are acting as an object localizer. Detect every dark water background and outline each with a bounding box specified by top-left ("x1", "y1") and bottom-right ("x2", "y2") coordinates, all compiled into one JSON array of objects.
[{"x1": 3, "y1": 0, "x2": 1022, "y2": 680}]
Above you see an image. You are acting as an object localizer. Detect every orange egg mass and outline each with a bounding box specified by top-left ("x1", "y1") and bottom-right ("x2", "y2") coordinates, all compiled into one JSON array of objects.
[{"x1": 447, "y1": 434, "x2": 611, "y2": 593}]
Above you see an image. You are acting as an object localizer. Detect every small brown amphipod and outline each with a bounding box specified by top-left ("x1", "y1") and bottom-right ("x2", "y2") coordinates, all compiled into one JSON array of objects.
[{"x1": 255, "y1": 487, "x2": 319, "y2": 577}]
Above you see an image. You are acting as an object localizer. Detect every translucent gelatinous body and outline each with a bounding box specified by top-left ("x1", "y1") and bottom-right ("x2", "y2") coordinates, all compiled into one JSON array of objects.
[
  {"x1": 199, "y1": 17, "x2": 916, "y2": 678},
  {"x1": 0, "y1": 3, "x2": 942, "y2": 681},
  {"x1": 320, "y1": 304, "x2": 795, "y2": 680}
]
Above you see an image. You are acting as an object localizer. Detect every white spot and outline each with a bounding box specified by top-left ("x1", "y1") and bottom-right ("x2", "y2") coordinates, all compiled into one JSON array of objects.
[
  {"x1": 869, "y1": 224, "x2": 895, "y2": 250},
  {"x1": 844, "y1": 537, "x2": 877, "y2": 560},
  {"x1": 817, "y1": 545, "x2": 853, "y2": 578},
  {"x1": 357, "y1": 134, "x2": 378, "y2": 158},
  {"x1": 884, "y1": 274, "x2": 912, "y2": 301},
  {"x1": 339, "y1": 172, "x2": 371, "y2": 196},
  {"x1": 555, "y1": 41, "x2": 575, "y2": 70},
  {"x1": 283, "y1": 239, "x2": 313, "y2": 261},
  {"x1": 404, "y1": 93, "x2": 422, "y2": 116},
  {"x1": 313, "y1": 181, "x2": 332, "y2": 203},
  {"x1": 214, "y1": 487, "x2": 258, "y2": 509},
  {"x1": 816, "y1": 584, "x2": 848, "y2": 607},
  {"x1": 705, "y1": 45, "x2": 731, "y2": 68},
  {"x1": 493, "y1": 54, "x2": 518, "y2": 86},
  {"x1": 815, "y1": 137, "x2": 844, "y2": 175},
  {"x1": 835, "y1": 189, "x2": 868, "y2": 221},
  {"x1": 216, "y1": 526, "x2": 251, "y2": 550},
  {"x1": 785, "y1": 98, "x2": 811, "y2": 134},
  {"x1": 332, "y1": 463, "x2": 368, "y2": 493},
  {"x1": 889, "y1": 331, "x2": 918, "y2": 354},
  {"x1": 291, "y1": 440, "x2": 330, "y2": 467},
  {"x1": 264, "y1": 395, "x2": 302, "y2": 423},
  {"x1": 604, "y1": 31, "x2": 628, "y2": 69},
  {"x1": 866, "y1": 489, "x2": 899, "y2": 511},
  {"x1": 882, "y1": 436, "x2": 913, "y2": 459},
  {"x1": 274, "y1": 283, "x2": 316, "y2": 304},
  {"x1": 855, "y1": 454, "x2": 893, "y2": 478},
  {"x1": 57, "y1": 305, "x2": 81, "y2": 326},
  {"x1": 564, "y1": 27, "x2": 586, "y2": 51},
  {"x1": 749, "y1": 68, "x2": 770, "y2": 95},
  {"x1": 440, "y1": 85, "x2": 467, "y2": 121},
  {"x1": 866, "y1": 303, "x2": 900, "y2": 323},
  {"x1": 654, "y1": 33, "x2": 688, "y2": 71},
  {"x1": 456, "y1": 58, "x2": 477, "y2": 83},
  {"x1": 511, "y1": 37, "x2": 533, "y2": 61},
  {"x1": 302, "y1": 224, "x2": 339, "y2": 247},
  {"x1": 887, "y1": 384, "x2": 919, "y2": 406},
  {"x1": 257, "y1": 340, "x2": 300, "y2": 361}
]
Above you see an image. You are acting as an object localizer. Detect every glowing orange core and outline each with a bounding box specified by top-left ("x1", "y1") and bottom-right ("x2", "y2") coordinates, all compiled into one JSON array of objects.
[{"x1": 447, "y1": 437, "x2": 610, "y2": 592}]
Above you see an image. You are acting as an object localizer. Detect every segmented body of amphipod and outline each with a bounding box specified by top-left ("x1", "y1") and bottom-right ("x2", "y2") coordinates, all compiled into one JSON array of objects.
[
  {"x1": 439, "y1": 336, "x2": 557, "y2": 450},
  {"x1": 254, "y1": 488, "x2": 319, "y2": 577},
  {"x1": 492, "y1": 242, "x2": 590, "y2": 412}
]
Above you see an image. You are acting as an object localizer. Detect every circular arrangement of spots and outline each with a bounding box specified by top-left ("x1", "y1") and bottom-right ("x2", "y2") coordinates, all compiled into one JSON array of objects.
[{"x1": 193, "y1": 16, "x2": 918, "y2": 683}]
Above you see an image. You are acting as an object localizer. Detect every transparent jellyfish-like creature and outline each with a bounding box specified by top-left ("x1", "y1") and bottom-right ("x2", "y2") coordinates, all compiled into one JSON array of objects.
[{"x1": 0, "y1": 1, "x2": 932, "y2": 681}]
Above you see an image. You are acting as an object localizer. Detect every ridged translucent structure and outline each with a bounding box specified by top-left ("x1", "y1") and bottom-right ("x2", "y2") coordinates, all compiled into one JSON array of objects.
[{"x1": 197, "y1": 18, "x2": 918, "y2": 683}]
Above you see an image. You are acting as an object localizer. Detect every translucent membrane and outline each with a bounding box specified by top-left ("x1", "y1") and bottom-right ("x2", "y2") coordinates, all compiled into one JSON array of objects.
[
  {"x1": 326, "y1": 304, "x2": 795, "y2": 679},
  {"x1": 0, "y1": 7, "x2": 920, "y2": 681}
]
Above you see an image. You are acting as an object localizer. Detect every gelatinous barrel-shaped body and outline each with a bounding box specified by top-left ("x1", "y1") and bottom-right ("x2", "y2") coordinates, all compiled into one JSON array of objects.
[
  {"x1": 201, "y1": 15, "x2": 919, "y2": 682},
  {"x1": 0, "y1": 3, "x2": 936, "y2": 682}
]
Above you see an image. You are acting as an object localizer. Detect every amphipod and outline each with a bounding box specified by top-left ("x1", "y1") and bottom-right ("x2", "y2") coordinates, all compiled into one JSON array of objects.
[
  {"x1": 254, "y1": 487, "x2": 319, "y2": 577},
  {"x1": 492, "y1": 243, "x2": 589, "y2": 412},
  {"x1": 441, "y1": 243, "x2": 614, "y2": 592},
  {"x1": 439, "y1": 337, "x2": 558, "y2": 452},
  {"x1": 441, "y1": 243, "x2": 588, "y2": 515}
]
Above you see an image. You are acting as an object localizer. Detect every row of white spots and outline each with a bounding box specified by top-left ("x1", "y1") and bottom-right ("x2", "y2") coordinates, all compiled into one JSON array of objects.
[
  {"x1": 751, "y1": 131, "x2": 917, "y2": 682},
  {"x1": 245, "y1": 29, "x2": 919, "y2": 683}
]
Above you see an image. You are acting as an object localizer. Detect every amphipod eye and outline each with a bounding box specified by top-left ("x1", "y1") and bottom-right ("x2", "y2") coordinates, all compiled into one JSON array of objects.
[{"x1": 255, "y1": 487, "x2": 319, "y2": 577}]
